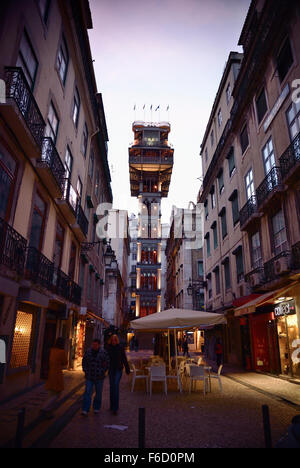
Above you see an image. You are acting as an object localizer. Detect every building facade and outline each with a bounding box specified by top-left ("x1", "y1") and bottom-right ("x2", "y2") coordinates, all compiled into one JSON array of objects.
[
  {"x1": 0, "y1": 0, "x2": 112, "y2": 399},
  {"x1": 200, "y1": 0, "x2": 300, "y2": 378}
]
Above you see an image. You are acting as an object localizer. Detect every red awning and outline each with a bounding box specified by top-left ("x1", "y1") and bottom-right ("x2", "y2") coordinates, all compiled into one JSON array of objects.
[{"x1": 232, "y1": 294, "x2": 262, "y2": 308}]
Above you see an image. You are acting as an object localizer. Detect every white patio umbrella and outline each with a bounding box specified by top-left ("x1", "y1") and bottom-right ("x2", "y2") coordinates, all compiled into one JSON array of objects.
[{"x1": 130, "y1": 308, "x2": 226, "y2": 369}]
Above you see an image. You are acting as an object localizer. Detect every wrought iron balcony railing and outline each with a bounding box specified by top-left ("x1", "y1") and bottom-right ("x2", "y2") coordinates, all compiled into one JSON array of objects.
[
  {"x1": 256, "y1": 166, "x2": 283, "y2": 209},
  {"x1": 76, "y1": 204, "x2": 89, "y2": 237},
  {"x1": 38, "y1": 137, "x2": 66, "y2": 192},
  {"x1": 53, "y1": 267, "x2": 81, "y2": 305},
  {"x1": 239, "y1": 195, "x2": 258, "y2": 228},
  {"x1": 0, "y1": 217, "x2": 27, "y2": 274},
  {"x1": 279, "y1": 131, "x2": 300, "y2": 180},
  {"x1": 26, "y1": 247, "x2": 54, "y2": 290},
  {"x1": 5, "y1": 67, "x2": 45, "y2": 149}
]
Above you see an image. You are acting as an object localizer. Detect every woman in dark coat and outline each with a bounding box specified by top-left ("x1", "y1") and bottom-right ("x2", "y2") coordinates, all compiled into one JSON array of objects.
[{"x1": 106, "y1": 334, "x2": 130, "y2": 415}]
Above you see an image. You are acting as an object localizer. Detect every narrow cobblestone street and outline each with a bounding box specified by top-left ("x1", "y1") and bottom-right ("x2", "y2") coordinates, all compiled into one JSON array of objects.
[{"x1": 48, "y1": 353, "x2": 300, "y2": 449}]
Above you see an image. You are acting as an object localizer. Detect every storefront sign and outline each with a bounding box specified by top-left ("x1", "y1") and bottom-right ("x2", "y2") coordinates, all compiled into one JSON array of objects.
[
  {"x1": 264, "y1": 84, "x2": 289, "y2": 132},
  {"x1": 274, "y1": 300, "x2": 295, "y2": 317}
]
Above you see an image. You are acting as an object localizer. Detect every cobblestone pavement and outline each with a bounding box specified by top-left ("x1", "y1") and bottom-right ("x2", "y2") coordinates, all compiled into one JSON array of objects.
[
  {"x1": 0, "y1": 368, "x2": 84, "y2": 447},
  {"x1": 48, "y1": 352, "x2": 300, "y2": 449}
]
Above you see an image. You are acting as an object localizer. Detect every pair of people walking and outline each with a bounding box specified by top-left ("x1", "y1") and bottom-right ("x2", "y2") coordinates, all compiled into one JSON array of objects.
[{"x1": 81, "y1": 334, "x2": 130, "y2": 416}]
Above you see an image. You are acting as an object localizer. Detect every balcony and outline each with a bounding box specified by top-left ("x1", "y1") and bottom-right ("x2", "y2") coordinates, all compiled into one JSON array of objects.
[
  {"x1": 239, "y1": 195, "x2": 260, "y2": 231},
  {"x1": 256, "y1": 167, "x2": 284, "y2": 211},
  {"x1": 0, "y1": 217, "x2": 27, "y2": 275},
  {"x1": 57, "y1": 179, "x2": 78, "y2": 224},
  {"x1": 2, "y1": 67, "x2": 45, "y2": 156},
  {"x1": 25, "y1": 247, "x2": 54, "y2": 290},
  {"x1": 36, "y1": 138, "x2": 65, "y2": 198},
  {"x1": 71, "y1": 204, "x2": 89, "y2": 241},
  {"x1": 129, "y1": 153, "x2": 173, "y2": 168},
  {"x1": 54, "y1": 268, "x2": 81, "y2": 305},
  {"x1": 279, "y1": 132, "x2": 300, "y2": 184}
]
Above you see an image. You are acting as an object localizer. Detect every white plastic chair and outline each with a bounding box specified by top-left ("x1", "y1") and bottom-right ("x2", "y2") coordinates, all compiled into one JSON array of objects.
[
  {"x1": 149, "y1": 365, "x2": 167, "y2": 396},
  {"x1": 189, "y1": 365, "x2": 209, "y2": 395},
  {"x1": 130, "y1": 363, "x2": 149, "y2": 393},
  {"x1": 167, "y1": 366, "x2": 183, "y2": 393},
  {"x1": 209, "y1": 364, "x2": 223, "y2": 392}
]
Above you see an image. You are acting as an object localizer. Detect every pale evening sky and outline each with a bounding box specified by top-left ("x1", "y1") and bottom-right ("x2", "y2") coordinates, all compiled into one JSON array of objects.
[{"x1": 88, "y1": 0, "x2": 251, "y2": 224}]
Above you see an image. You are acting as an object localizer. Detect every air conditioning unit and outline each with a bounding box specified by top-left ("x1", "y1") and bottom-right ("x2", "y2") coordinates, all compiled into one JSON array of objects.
[
  {"x1": 274, "y1": 256, "x2": 290, "y2": 275},
  {"x1": 250, "y1": 272, "x2": 262, "y2": 287}
]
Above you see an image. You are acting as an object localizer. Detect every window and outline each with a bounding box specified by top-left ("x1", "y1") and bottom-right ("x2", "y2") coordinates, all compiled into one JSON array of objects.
[
  {"x1": 223, "y1": 258, "x2": 231, "y2": 290},
  {"x1": 79, "y1": 258, "x2": 85, "y2": 289},
  {"x1": 72, "y1": 87, "x2": 80, "y2": 127},
  {"x1": 16, "y1": 30, "x2": 38, "y2": 90},
  {"x1": 10, "y1": 310, "x2": 34, "y2": 369},
  {"x1": 245, "y1": 169, "x2": 255, "y2": 201},
  {"x1": 250, "y1": 231, "x2": 262, "y2": 269},
  {"x1": 76, "y1": 177, "x2": 82, "y2": 200},
  {"x1": 227, "y1": 147, "x2": 236, "y2": 177},
  {"x1": 277, "y1": 37, "x2": 293, "y2": 83},
  {"x1": 45, "y1": 102, "x2": 59, "y2": 143},
  {"x1": 197, "y1": 260, "x2": 204, "y2": 277},
  {"x1": 214, "y1": 266, "x2": 220, "y2": 295},
  {"x1": 240, "y1": 125, "x2": 249, "y2": 154},
  {"x1": 95, "y1": 170, "x2": 100, "y2": 199},
  {"x1": 229, "y1": 190, "x2": 239, "y2": 226},
  {"x1": 68, "y1": 242, "x2": 77, "y2": 280},
  {"x1": 286, "y1": 101, "x2": 300, "y2": 141},
  {"x1": 226, "y1": 83, "x2": 231, "y2": 105},
  {"x1": 262, "y1": 138, "x2": 276, "y2": 175},
  {"x1": 29, "y1": 191, "x2": 47, "y2": 249},
  {"x1": 212, "y1": 221, "x2": 218, "y2": 249},
  {"x1": 205, "y1": 233, "x2": 211, "y2": 257},
  {"x1": 219, "y1": 207, "x2": 227, "y2": 239},
  {"x1": 207, "y1": 274, "x2": 212, "y2": 299},
  {"x1": 53, "y1": 221, "x2": 64, "y2": 269},
  {"x1": 234, "y1": 246, "x2": 244, "y2": 283},
  {"x1": 205, "y1": 148, "x2": 208, "y2": 162},
  {"x1": 64, "y1": 146, "x2": 73, "y2": 179},
  {"x1": 38, "y1": 0, "x2": 51, "y2": 23},
  {"x1": 81, "y1": 123, "x2": 88, "y2": 157},
  {"x1": 89, "y1": 150, "x2": 95, "y2": 180},
  {"x1": 217, "y1": 169, "x2": 224, "y2": 195},
  {"x1": 210, "y1": 130, "x2": 214, "y2": 147},
  {"x1": 256, "y1": 88, "x2": 268, "y2": 124},
  {"x1": 217, "y1": 109, "x2": 222, "y2": 127},
  {"x1": 271, "y1": 210, "x2": 288, "y2": 255},
  {"x1": 57, "y1": 35, "x2": 69, "y2": 84},
  {"x1": 204, "y1": 200, "x2": 208, "y2": 221},
  {"x1": 210, "y1": 186, "x2": 216, "y2": 209},
  {"x1": 0, "y1": 145, "x2": 17, "y2": 220}
]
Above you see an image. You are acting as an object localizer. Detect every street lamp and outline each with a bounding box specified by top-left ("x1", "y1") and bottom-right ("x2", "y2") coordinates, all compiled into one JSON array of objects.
[
  {"x1": 187, "y1": 279, "x2": 193, "y2": 296},
  {"x1": 104, "y1": 242, "x2": 114, "y2": 267}
]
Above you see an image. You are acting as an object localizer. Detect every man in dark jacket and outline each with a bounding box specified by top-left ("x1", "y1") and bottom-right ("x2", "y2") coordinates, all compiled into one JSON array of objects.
[{"x1": 81, "y1": 339, "x2": 110, "y2": 415}]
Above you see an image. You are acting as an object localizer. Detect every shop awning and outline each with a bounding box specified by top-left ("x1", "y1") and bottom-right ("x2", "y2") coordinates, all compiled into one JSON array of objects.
[{"x1": 234, "y1": 283, "x2": 298, "y2": 317}]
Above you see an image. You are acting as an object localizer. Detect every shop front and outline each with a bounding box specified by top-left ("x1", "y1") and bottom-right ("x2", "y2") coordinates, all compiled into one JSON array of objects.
[
  {"x1": 235, "y1": 286, "x2": 300, "y2": 379},
  {"x1": 274, "y1": 299, "x2": 300, "y2": 378}
]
